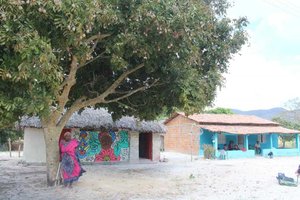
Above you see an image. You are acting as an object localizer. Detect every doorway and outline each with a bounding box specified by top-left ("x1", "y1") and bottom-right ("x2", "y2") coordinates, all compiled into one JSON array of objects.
[{"x1": 139, "y1": 132, "x2": 153, "y2": 160}]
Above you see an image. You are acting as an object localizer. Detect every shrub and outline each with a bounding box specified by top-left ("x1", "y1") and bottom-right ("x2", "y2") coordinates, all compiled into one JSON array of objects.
[
  {"x1": 0, "y1": 129, "x2": 23, "y2": 145},
  {"x1": 203, "y1": 144, "x2": 215, "y2": 159}
]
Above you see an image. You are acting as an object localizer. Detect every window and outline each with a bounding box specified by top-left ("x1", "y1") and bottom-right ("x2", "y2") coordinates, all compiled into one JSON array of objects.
[
  {"x1": 257, "y1": 134, "x2": 266, "y2": 143},
  {"x1": 238, "y1": 135, "x2": 244, "y2": 145},
  {"x1": 218, "y1": 134, "x2": 226, "y2": 144}
]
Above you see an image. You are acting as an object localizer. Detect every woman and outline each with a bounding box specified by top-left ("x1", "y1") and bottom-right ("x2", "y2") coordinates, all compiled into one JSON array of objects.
[
  {"x1": 59, "y1": 131, "x2": 85, "y2": 188},
  {"x1": 228, "y1": 140, "x2": 234, "y2": 150},
  {"x1": 254, "y1": 140, "x2": 261, "y2": 155},
  {"x1": 234, "y1": 144, "x2": 240, "y2": 150}
]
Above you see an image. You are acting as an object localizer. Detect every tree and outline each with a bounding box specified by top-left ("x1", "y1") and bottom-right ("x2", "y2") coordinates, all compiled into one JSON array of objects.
[
  {"x1": 272, "y1": 117, "x2": 300, "y2": 148},
  {"x1": 0, "y1": 129, "x2": 23, "y2": 147},
  {"x1": 273, "y1": 98, "x2": 300, "y2": 148},
  {"x1": 0, "y1": 0, "x2": 248, "y2": 185},
  {"x1": 283, "y1": 97, "x2": 300, "y2": 111},
  {"x1": 205, "y1": 107, "x2": 233, "y2": 114}
]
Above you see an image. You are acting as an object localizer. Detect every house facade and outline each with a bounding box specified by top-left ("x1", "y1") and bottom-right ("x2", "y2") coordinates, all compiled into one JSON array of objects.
[
  {"x1": 21, "y1": 108, "x2": 165, "y2": 164},
  {"x1": 165, "y1": 113, "x2": 300, "y2": 159}
]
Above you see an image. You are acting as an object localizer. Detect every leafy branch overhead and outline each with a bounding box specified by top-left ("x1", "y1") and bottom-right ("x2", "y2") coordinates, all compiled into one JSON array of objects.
[
  {"x1": 0, "y1": 0, "x2": 248, "y2": 126},
  {"x1": 0, "y1": 0, "x2": 248, "y2": 186}
]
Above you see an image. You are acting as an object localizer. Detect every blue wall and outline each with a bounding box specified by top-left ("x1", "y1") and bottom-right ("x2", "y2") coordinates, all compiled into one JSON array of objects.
[
  {"x1": 260, "y1": 134, "x2": 270, "y2": 149},
  {"x1": 262, "y1": 148, "x2": 300, "y2": 157},
  {"x1": 249, "y1": 134, "x2": 280, "y2": 149},
  {"x1": 217, "y1": 134, "x2": 238, "y2": 149},
  {"x1": 200, "y1": 130, "x2": 299, "y2": 158},
  {"x1": 199, "y1": 129, "x2": 214, "y2": 155},
  {"x1": 216, "y1": 150, "x2": 255, "y2": 159},
  {"x1": 226, "y1": 135, "x2": 237, "y2": 144},
  {"x1": 248, "y1": 135, "x2": 257, "y2": 149},
  {"x1": 272, "y1": 134, "x2": 279, "y2": 148}
]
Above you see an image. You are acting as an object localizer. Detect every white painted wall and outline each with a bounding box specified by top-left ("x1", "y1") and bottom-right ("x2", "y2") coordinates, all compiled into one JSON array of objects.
[
  {"x1": 23, "y1": 128, "x2": 46, "y2": 163},
  {"x1": 129, "y1": 131, "x2": 139, "y2": 162},
  {"x1": 152, "y1": 133, "x2": 161, "y2": 161},
  {"x1": 23, "y1": 128, "x2": 162, "y2": 163}
]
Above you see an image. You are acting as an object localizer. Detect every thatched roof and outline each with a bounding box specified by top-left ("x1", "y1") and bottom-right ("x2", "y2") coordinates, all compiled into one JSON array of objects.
[
  {"x1": 165, "y1": 113, "x2": 300, "y2": 135},
  {"x1": 20, "y1": 108, "x2": 165, "y2": 133}
]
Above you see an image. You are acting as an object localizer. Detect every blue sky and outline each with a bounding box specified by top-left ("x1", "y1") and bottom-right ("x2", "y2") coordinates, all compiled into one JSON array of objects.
[{"x1": 214, "y1": 0, "x2": 300, "y2": 110}]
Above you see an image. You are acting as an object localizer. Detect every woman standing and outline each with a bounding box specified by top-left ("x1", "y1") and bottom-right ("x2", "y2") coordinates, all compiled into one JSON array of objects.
[{"x1": 59, "y1": 131, "x2": 85, "y2": 188}]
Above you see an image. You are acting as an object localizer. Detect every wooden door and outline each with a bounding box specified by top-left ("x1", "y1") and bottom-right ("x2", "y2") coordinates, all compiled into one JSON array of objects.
[{"x1": 139, "y1": 132, "x2": 153, "y2": 160}]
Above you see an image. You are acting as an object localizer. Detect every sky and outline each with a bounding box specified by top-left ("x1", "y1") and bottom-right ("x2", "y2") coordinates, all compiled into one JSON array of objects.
[{"x1": 214, "y1": 0, "x2": 300, "y2": 111}]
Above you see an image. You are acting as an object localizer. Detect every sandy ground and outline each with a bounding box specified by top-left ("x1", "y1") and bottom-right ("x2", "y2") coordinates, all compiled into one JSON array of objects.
[{"x1": 1, "y1": 152, "x2": 300, "y2": 200}]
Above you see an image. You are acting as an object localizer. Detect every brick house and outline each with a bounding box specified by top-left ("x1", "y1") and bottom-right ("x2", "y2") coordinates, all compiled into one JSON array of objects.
[
  {"x1": 163, "y1": 112, "x2": 200, "y2": 155},
  {"x1": 164, "y1": 112, "x2": 300, "y2": 158}
]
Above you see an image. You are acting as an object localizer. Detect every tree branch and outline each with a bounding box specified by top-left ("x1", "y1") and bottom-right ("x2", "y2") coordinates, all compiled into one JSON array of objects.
[
  {"x1": 104, "y1": 79, "x2": 159, "y2": 103},
  {"x1": 126, "y1": 97, "x2": 147, "y2": 107},
  {"x1": 85, "y1": 33, "x2": 111, "y2": 44},
  {"x1": 77, "y1": 51, "x2": 107, "y2": 69},
  {"x1": 57, "y1": 56, "x2": 78, "y2": 112},
  {"x1": 56, "y1": 96, "x2": 86, "y2": 128},
  {"x1": 56, "y1": 64, "x2": 146, "y2": 127},
  {"x1": 116, "y1": 101, "x2": 137, "y2": 111},
  {"x1": 79, "y1": 63, "x2": 145, "y2": 107},
  {"x1": 76, "y1": 34, "x2": 110, "y2": 70},
  {"x1": 101, "y1": 64, "x2": 145, "y2": 97}
]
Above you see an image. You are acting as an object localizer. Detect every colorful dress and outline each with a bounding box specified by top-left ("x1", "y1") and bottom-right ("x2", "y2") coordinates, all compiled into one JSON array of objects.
[{"x1": 60, "y1": 139, "x2": 82, "y2": 183}]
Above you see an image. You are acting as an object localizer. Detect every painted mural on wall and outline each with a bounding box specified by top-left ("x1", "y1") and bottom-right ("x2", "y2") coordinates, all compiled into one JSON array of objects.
[{"x1": 77, "y1": 130, "x2": 129, "y2": 162}]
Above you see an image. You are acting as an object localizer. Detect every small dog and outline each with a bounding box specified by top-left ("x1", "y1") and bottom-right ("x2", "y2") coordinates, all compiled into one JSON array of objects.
[{"x1": 268, "y1": 151, "x2": 273, "y2": 159}]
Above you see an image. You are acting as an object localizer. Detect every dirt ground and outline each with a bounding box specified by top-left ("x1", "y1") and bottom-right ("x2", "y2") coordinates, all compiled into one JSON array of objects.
[{"x1": 1, "y1": 152, "x2": 300, "y2": 200}]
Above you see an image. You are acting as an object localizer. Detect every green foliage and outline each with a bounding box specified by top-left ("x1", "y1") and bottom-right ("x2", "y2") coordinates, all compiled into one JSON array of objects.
[
  {"x1": 205, "y1": 107, "x2": 233, "y2": 114},
  {"x1": 0, "y1": 0, "x2": 248, "y2": 126},
  {"x1": 283, "y1": 98, "x2": 300, "y2": 111},
  {"x1": 0, "y1": 129, "x2": 23, "y2": 145},
  {"x1": 203, "y1": 144, "x2": 215, "y2": 159},
  {"x1": 272, "y1": 117, "x2": 300, "y2": 130},
  {"x1": 272, "y1": 117, "x2": 299, "y2": 145},
  {"x1": 273, "y1": 98, "x2": 300, "y2": 147}
]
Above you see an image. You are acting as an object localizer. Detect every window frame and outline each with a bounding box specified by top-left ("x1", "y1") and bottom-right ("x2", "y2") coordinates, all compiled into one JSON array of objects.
[{"x1": 257, "y1": 134, "x2": 266, "y2": 143}]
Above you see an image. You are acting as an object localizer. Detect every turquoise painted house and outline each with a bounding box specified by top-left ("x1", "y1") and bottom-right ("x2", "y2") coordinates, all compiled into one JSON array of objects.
[{"x1": 165, "y1": 113, "x2": 300, "y2": 159}]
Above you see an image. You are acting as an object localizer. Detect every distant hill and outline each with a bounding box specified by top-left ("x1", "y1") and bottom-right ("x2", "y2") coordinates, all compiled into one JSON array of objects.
[
  {"x1": 275, "y1": 109, "x2": 300, "y2": 123},
  {"x1": 231, "y1": 107, "x2": 286, "y2": 120}
]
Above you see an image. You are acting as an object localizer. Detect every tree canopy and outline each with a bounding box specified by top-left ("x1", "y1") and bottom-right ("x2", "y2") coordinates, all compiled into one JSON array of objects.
[
  {"x1": 205, "y1": 107, "x2": 233, "y2": 114},
  {"x1": 0, "y1": 0, "x2": 248, "y2": 186},
  {"x1": 272, "y1": 98, "x2": 300, "y2": 146},
  {"x1": 0, "y1": 0, "x2": 248, "y2": 126},
  {"x1": 283, "y1": 97, "x2": 300, "y2": 111}
]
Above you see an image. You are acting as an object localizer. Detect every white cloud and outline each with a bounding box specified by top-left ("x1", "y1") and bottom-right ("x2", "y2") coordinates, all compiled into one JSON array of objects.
[
  {"x1": 214, "y1": 45, "x2": 300, "y2": 110},
  {"x1": 213, "y1": 0, "x2": 300, "y2": 110}
]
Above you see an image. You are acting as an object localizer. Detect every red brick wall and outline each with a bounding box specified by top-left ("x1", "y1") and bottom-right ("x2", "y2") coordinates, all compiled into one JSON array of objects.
[{"x1": 165, "y1": 115, "x2": 200, "y2": 155}]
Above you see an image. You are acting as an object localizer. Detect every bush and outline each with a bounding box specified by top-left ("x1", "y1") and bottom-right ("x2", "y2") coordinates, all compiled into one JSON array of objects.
[
  {"x1": 0, "y1": 129, "x2": 23, "y2": 145},
  {"x1": 0, "y1": 144, "x2": 8, "y2": 151},
  {"x1": 203, "y1": 144, "x2": 215, "y2": 159}
]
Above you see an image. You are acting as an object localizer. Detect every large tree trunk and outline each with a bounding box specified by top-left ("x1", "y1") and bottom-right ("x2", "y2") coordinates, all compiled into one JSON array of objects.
[{"x1": 43, "y1": 126, "x2": 63, "y2": 186}]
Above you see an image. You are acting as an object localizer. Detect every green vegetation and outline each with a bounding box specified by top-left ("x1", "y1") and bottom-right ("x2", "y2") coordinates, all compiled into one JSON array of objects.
[
  {"x1": 203, "y1": 144, "x2": 215, "y2": 159},
  {"x1": 273, "y1": 98, "x2": 300, "y2": 148},
  {"x1": 272, "y1": 117, "x2": 300, "y2": 148},
  {"x1": 205, "y1": 107, "x2": 234, "y2": 114},
  {"x1": 0, "y1": 129, "x2": 23, "y2": 151}
]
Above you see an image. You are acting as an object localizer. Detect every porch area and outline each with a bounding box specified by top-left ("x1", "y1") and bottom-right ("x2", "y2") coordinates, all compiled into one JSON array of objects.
[{"x1": 200, "y1": 129, "x2": 300, "y2": 159}]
